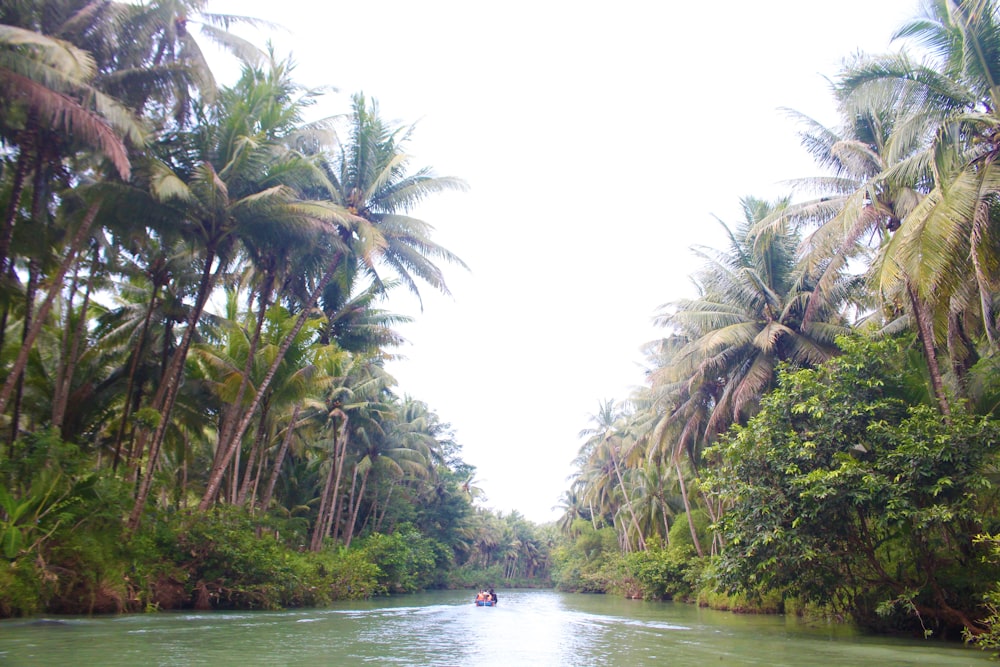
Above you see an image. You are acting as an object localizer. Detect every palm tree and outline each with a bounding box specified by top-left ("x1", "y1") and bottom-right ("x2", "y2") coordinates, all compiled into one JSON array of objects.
[
  {"x1": 654, "y1": 197, "x2": 849, "y2": 443},
  {"x1": 324, "y1": 93, "x2": 469, "y2": 309},
  {"x1": 127, "y1": 57, "x2": 358, "y2": 528},
  {"x1": 645, "y1": 199, "x2": 852, "y2": 555},
  {"x1": 102, "y1": 0, "x2": 267, "y2": 123},
  {"x1": 576, "y1": 399, "x2": 646, "y2": 551},
  {"x1": 0, "y1": 5, "x2": 145, "y2": 440},
  {"x1": 340, "y1": 395, "x2": 439, "y2": 548},
  {"x1": 820, "y1": 1, "x2": 1000, "y2": 409}
]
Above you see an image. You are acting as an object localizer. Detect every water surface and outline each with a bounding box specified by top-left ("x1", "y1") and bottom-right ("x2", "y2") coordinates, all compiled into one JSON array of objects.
[{"x1": 0, "y1": 589, "x2": 992, "y2": 666}]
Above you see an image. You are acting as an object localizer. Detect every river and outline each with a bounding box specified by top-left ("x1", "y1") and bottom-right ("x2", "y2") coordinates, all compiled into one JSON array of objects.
[{"x1": 0, "y1": 589, "x2": 993, "y2": 666}]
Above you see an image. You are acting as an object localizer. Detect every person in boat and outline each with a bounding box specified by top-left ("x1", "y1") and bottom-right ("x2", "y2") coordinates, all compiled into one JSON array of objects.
[
  {"x1": 489, "y1": 587, "x2": 497, "y2": 605},
  {"x1": 475, "y1": 590, "x2": 485, "y2": 604}
]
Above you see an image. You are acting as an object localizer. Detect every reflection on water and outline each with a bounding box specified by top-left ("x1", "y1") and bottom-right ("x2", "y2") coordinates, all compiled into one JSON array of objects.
[{"x1": 0, "y1": 589, "x2": 993, "y2": 666}]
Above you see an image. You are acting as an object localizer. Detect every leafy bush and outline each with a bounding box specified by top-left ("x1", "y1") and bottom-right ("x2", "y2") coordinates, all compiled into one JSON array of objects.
[
  {"x1": 175, "y1": 507, "x2": 321, "y2": 609},
  {"x1": 311, "y1": 548, "x2": 380, "y2": 600},
  {"x1": 0, "y1": 559, "x2": 43, "y2": 617},
  {"x1": 357, "y1": 524, "x2": 440, "y2": 593},
  {"x1": 964, "y1": 534, "x2": 1000, "y2": 653},
  {"x1": 667, "y1": 510, "x2": 712, "y2": 557},
  {"x1": 706, "y1": 336, "x2": 1000, "y2": 635},
  {"x1": 550, "y1": 525, "x2": 619, "y2": 593},
  {"x1": 621, "y1": 543, "x2": 703, "y2": 601}
]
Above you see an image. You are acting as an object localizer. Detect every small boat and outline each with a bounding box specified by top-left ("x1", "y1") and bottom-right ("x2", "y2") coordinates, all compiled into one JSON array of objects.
[{"x1": 475, "y1": 599, "x2": 494, "y2": 607}]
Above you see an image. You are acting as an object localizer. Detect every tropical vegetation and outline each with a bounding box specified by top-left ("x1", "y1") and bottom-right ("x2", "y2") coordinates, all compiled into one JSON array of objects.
[
  {"x1": 0, "y1": 0, "x2": 550, "y2": 616},
  {"x1": 554, "y1": 0, "x2": 1000, "y2": 648},
  {"x1": 10, "y1": 0, "x2": 1000, "y2": 650}
]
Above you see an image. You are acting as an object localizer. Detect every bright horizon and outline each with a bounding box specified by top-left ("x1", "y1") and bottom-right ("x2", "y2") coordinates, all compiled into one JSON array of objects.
[{"x1": 210, "y1": 0, "x2": 919, "y2": 523}]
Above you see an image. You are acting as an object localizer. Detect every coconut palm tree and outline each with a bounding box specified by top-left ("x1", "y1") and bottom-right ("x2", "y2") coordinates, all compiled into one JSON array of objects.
[
  {"x1": 324, "y1": 93, "x2": 469, "y2": 308},
  {"x1": 816, "y1": 1, "x2": 1000, "y2": 409},
  {"x1": 127, "y1": 57, "x2": 359, "y2": 528},
  {"x1": 655, "y1": 197, "x2": 849, "y2": 443},
  {"x1": 576, "y1": 399, "x2": 646, "y2": 551}
]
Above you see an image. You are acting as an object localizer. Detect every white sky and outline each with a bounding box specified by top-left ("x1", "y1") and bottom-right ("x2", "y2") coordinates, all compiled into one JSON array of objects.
[{"x1": 209, "y1": 0, "x2": 918, "y2": 523}]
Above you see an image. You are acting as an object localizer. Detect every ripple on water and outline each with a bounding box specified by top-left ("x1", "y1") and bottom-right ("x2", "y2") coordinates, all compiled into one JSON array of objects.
[{"x1": 2, "y1": 591, "x2": 996, "y2": 667}]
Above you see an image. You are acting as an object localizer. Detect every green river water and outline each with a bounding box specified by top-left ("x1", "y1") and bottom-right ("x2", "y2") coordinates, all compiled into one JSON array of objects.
[{"x1": 0, "y1": 589, "x2": 995, "y2": 666}]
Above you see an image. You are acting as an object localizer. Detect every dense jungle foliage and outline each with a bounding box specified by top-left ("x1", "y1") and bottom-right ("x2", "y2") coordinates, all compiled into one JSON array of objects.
[
  {"x1": 551, "y1": 0, "x2": 1000, "y2": 652},
  {"x1": 8, "y1": 0, "x2": 1000, "y2": 654},
  {"x1": 0, "y1": 0, "x2": 551, "y2": 616}
]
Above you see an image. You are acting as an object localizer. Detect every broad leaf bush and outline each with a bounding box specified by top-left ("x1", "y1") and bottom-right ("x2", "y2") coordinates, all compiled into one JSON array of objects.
[{"x1": 706, "y1": 336, "x2": 1000, "y2": 635}]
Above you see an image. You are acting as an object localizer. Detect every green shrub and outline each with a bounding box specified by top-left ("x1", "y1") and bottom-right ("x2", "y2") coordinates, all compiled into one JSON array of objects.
[
  {"x1": 174, "y1": 507, "x2": 318, "y2": 609},
  {"x1": 620, "y1": 543, "x2": 705, "y2": 601},
  {"x1": 0, "y1": 559, "x2": 43, "y2": 617},
  {"x1": 667, "y1": 510, "x2": 711, "y2": 556},
  {"x1": 357, "y1": 525, "x2": 439, "y2": 593},
  {"x1": 311, "y1": 548, "x2": 380, "y2": 600}
]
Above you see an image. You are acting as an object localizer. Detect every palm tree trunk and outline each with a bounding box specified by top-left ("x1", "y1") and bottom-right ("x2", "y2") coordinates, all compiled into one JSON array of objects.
[
  {"x1": 310, "y1": 410, "x2": 348, "y2": 551},
  {"x1": 236, "y1": 403, "x2": 270, "y2": 506},
  {"x1": 112, "y1": 280, "x2": 161, "y2": 472},
  {"x1": 128, "y1": 246, "x2": 222, "y2": 531},
  {"x1": 906, "y1": 281, "x2": 951, "y2": 418},
  {"x1": 52, "y1": 254, "x2": 95, "y2": 432},
  {"x1": 261, "y1": 404, "x2": 300, "y2": 510},
  {"x1": 659, "y1": 495, "x2": 671, "y2": 546},
  {"x1": 343, "y1": 468, "x2": 368, "y2": 549},
  {"x1": 248, "y1": 444, "x2": 266, "y2": 510},
  {"x1": 341, "y1": 466, "x2": 358, "y2": 541},
  {"x1": 7, "y1": 259, "x2": 37, "y2": 446},
  {"x1": 0, "y1": 123, "x2": 37, "y2": 276},
  {"x1": 609, "y1": 446, "x2": 646, "y2": 551},
  {"x1": 310, "y1": 448, "x2": 339, "y2": 551},
  {"x1": 675, "y1": 458, "x2": 703, "y2": 558},
  {"x1": 214, "y1": 275, "x2": 275, "y2": 498},
  {"x1": 374, "y1": 484, "x2": 394, "y2": 533},
  {"x1": 50, "y1": 266, "x2": 78, "y2": 430},
  {"x1": 0, "y1": 202, "x2": 100, "y2": 417},
  {"x1": 199, "y1": 254, "x2": 342, "y2": 510},
  {"x1": 326, "y1": 416, "x2": 351, "y2": 544}
]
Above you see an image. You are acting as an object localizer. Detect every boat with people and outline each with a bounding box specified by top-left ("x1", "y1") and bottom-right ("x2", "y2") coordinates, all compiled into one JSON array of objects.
[{"x1": 474, "y1": 588, "x2": 498, "y2": 607}]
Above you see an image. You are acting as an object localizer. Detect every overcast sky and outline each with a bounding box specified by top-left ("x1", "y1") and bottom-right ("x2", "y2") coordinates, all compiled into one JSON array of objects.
[{"x1": 209, "y1": 0, "x2": 919, "y2": 523}]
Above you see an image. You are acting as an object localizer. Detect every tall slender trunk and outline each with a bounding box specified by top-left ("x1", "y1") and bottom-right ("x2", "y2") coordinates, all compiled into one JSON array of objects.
[
  {"x1": 310, "y1": 446, "x2": 339, "y2": 551},
  {"x1": 609, "y1": 443, "x2": 645, "y2": 551},
  {"x1": 374, "y1": 483, "x2": 393, "y2": 533},
  {"x1": 236, "y1": 402, "x2": 270, "y2": 506},
  {"x1": 343, "y1": 468, "x2": 368, "y2": 549},
  {"x1": 199, "y1": 254, "x2": 342, "y2": 510},
  {"x1": 248, "y1": 441, "x2": 266, "y2": 510},
  {"x1": 53, "y1": 253, "x2": 95, "y2": 432},
  {"x1": 337, "y1": 465, "x2": 359, "y2": 546},
  {"x1": 906, "y1": 281, "x2": 951, "y2": 418},
  {"x1": 214, "y1": 275, "x2": 275, "y2": 498},
  {"x1": 7, "y1": 260, "x2": 36, "y2": 445},
  {"x1": 261, "y1": 404, "x2": 300, "y2": 510},
  {"x1": 0, "y1": 203, "x2": 101, "y2": 416},
  {"x1": 228, "y1": 431, "x2": 241, "y2": 504},
  {"x1": 675, "y1": 458, "x2": 703, "y2": 558},
  {"x1": 326, "y1": 413, "x2": 351, "y2": 545},
  {"x1": 659, "y1": 494, "x2": 671, "y2": 547},
  {"x1": 0, "y1": 122, "x2": 37, "y2": 276},
  {"x1": 128, "y1": 247, "x2": 222, "y2": 531},
  {"x1": 51, "y1": 266, "x2": 79, "y2": 430},
  {"x1": 10, "y1": 151, "x2": 51, "y2": 442},
  {"x1": 310, "y1": 410, "x2": 348, "y2": 551},
  {"x1": 112, "y1": 280, "x2": 161, "y2": 472}
]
